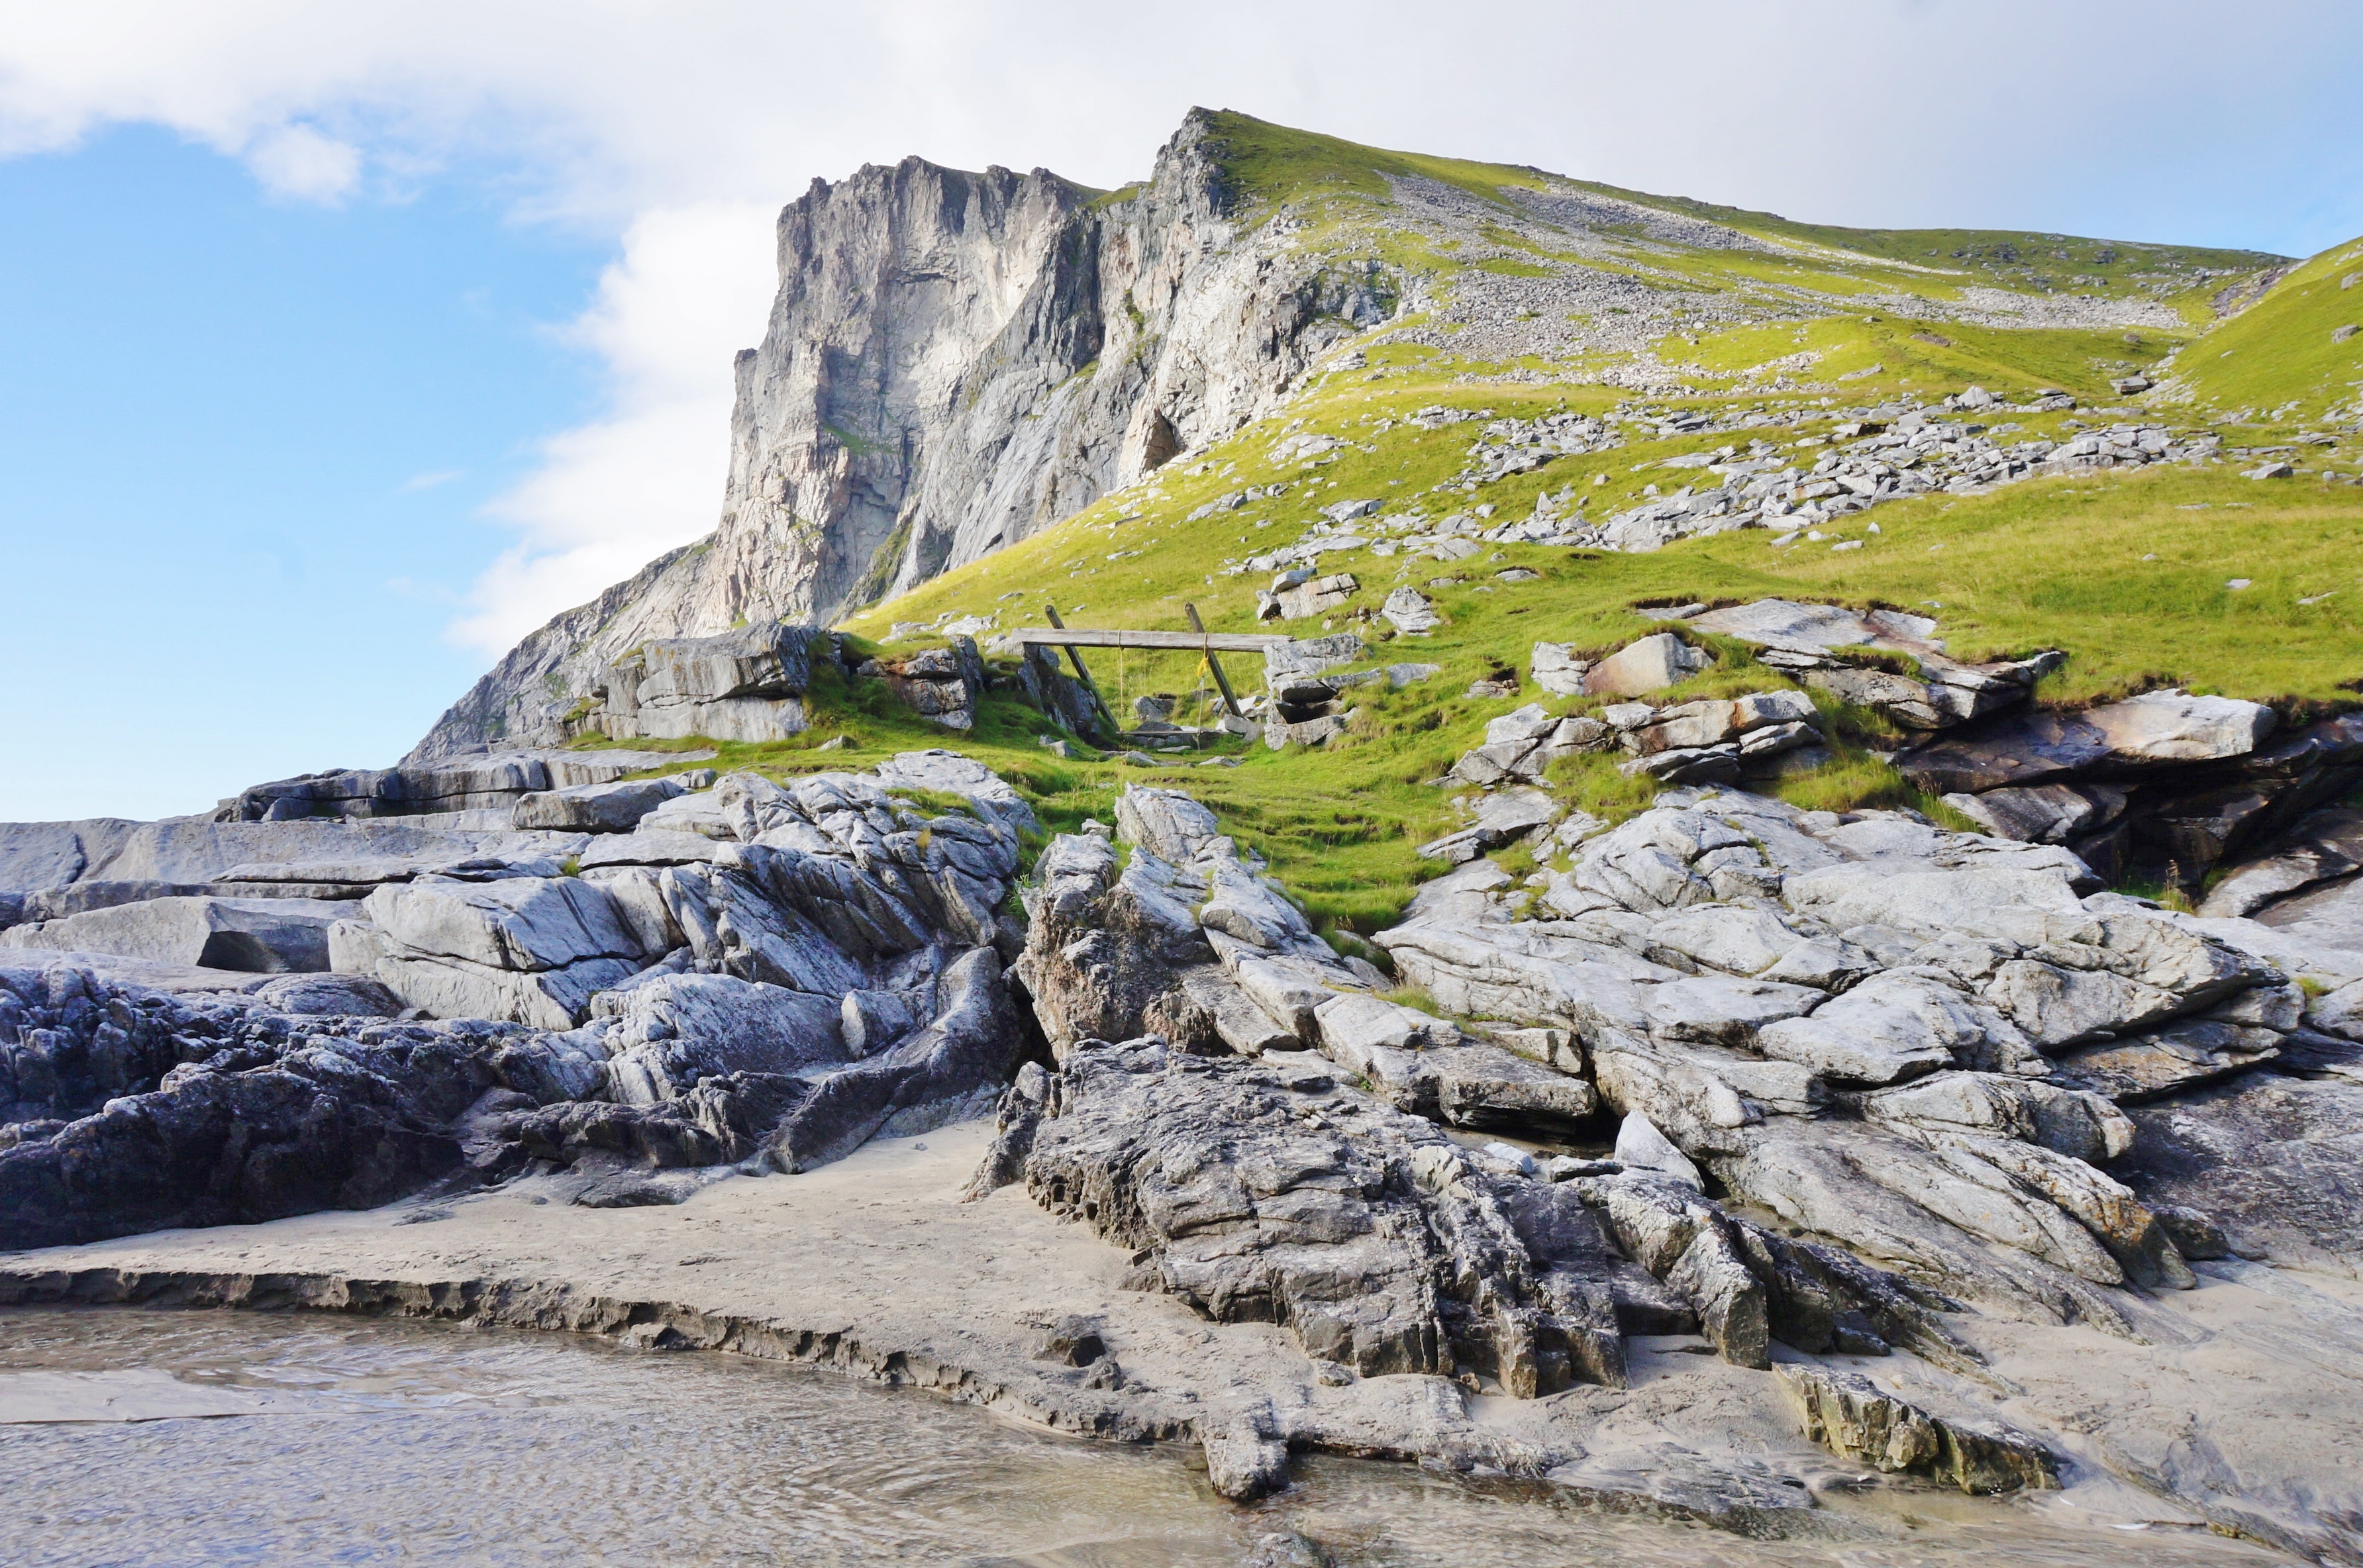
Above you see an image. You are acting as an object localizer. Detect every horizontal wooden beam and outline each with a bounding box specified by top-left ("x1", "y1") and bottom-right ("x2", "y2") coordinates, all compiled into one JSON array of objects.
[{"x1": 1011, "y1": 626, "x2": 1289, "y2": 653}]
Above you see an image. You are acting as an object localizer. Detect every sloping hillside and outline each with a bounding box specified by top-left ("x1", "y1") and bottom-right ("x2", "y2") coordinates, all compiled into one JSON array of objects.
[
  {"x1": 2154, "y1": 229, "x2": 2363, "y2": 422},
  {"x1": 526, "y1": 115, "x2": 2358, "y2": 937},
  {"x1": 413, "y1": 109, "x2": 2291, "y2": 758}
]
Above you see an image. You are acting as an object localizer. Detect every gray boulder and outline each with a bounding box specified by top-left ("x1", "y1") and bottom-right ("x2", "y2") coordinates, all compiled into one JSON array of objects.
[
  {"x1": 1417, "y1": 786, "x2": 1559, "y2": 863},
  {"x1": 1684, "y1": 599, "x2": 2060, "y2": 734},
  {"x1": 1115, "y1": 785, "x2": 1221, "y2": 864},
  {"x1": 1021, "y1": 1037, "x2": 1629, "y2": 1395},
  {"x1": 596, "y1": 972, "x2": 848, "y2": 1103},
  {"x1": 1584, "y1": 632, "x2": 1708, "y2": 697},
  {"x1": 762, "y1": 945, "x2": 1020, "y2": 1171},
  {"x1": 358, "y1": 876, "x2": 644, "y2": 974},
  {"x1": 333, "y1": 869, "x2": 656, "y2": 1029},
  {"x1": 1529, "y1": 642, "x2": 1589, "y2": 697},
  {"x1": 1752, "y1": 974, "x2": 1990, "y2": 1085},
  {"x1": 0, "y1": 963, "x2": 517, "y2": 1248},
  {"x1": 1262, "y1": 634, "x2": 1369, "y2": 685},
  {"x1": 1854, "y1": 1071, "x2": 2133, "y2": 1163},
  {"x1": 871, "y1": 638, "x2": 985, "y2": 731},
  {"x1": 1903, "y1": 691, "x2": 2278, "y2": 795},
  {"x1": 513, "y1": 775, "x2": 691, "y2": 833},
  {"x1": 1382, "y1": 587, "x2": 1441, "y2": 633},
  {"x1": 1940, "y1": 783, "x2": 2121, "y2": 844},
  {"x1": 0, "y1": 896, "x2": 348, "y2": 973},
  {"x1": 223, "y1": 750, "x2": 700, "y2": 823},
  {"x1": 1780, "y1": 1365, "x2": 2057, "y2": 1494},
  {"x1": 1613, "y1": 1110, "x2": 1703, "y2": 1189},
  {"x1": 590, "y1": 622, "x2": 816, "y2": 744},
  {"x1": 2198, "y1": 807, "x2": 2363, "y2": 918}
]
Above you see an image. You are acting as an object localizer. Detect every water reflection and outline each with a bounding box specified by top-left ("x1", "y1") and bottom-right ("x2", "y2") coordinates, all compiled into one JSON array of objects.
[{"x1": 0, "y1": 1309, "x2": 2280, "y2": 1567}]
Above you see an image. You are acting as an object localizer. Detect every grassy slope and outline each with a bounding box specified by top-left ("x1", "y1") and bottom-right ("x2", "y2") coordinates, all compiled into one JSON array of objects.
[
  {"x1": 1563, "y1": 177, "x2": 2284, "y2": 305},
  {"x1": 2160, "y1": 232, "x2": 2363, "y2": 422},
  {"x1": 1199, "y1": 110, "x2": 1552, "y2": 213},
  {"x1": 590, "y1": 117, "x2": 2360, "y2": 940},
  {"x1": 814, "y1": 361, "x2": 2359, "y2": 932},
  {"x1": 1667, "y1": 315, "x2": 2184, "y2": 403}
]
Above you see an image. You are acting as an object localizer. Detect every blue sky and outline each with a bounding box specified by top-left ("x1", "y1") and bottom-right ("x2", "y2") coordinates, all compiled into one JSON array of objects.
[
  {"x1": 0, "y1": 128, "x2": 610, "y2": 817},
  {"x1": 1, "y1": 1, "x2": 2358, "y2": 822}
]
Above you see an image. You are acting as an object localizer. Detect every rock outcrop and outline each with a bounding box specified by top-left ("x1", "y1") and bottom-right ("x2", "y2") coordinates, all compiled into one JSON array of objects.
[
  {"x1": 1778, "y1": 1365, "x2": 2058, "y2": 1494},
  {"x1": 410, "y1": 110, "x2": 1395, "y2": 760},
  {"x1": 1905, "y1": 695, "x2": 2363, "y2": 891},
  {"x1": 9, "y1": 740, "x2": 2363, "y2": 1551},
  {"x1": 0, "y1": 751, "x2": 1038, "y2": 1248}
]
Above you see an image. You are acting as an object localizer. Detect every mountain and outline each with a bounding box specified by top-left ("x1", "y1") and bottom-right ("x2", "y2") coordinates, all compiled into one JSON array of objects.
[
  {"x1": 408, "y1": 109, "x2": 2286, "y2": 760},
  {"x1": 9, "y1": 115, "x2": 2363, "y2": 1557},
  {"x1": 409, "y1": 111, "x2": 1388, "y2": 757}
]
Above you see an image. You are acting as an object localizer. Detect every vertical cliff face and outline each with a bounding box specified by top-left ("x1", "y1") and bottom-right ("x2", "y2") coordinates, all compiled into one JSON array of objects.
[{"x1": 409, "y1": 110, "x2": 1379, "y2": 761}]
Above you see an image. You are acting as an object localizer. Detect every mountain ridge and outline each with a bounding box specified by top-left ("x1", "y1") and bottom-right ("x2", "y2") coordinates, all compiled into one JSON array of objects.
[{"x1": 408, "y1": 109, "x2": 2303, "y2": 763}]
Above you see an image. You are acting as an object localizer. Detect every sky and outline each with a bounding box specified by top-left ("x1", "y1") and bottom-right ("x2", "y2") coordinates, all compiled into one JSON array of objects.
[{"x1": 2, "y1": 1, "x2": 2360, "y2": 821}]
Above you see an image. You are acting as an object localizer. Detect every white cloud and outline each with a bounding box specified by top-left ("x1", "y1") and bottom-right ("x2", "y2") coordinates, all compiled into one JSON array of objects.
[
  {"x1": 243, "y1": 121, "x2": 359, "y2": 200},
  {"x1": 449, "y1": 200, "x2": 778, "y2": 656},
  {"x1": 0, "y1": 1, "x2": 2356, "y2": 662}
]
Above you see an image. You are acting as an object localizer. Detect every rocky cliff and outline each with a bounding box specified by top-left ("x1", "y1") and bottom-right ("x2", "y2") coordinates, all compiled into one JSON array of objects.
[{"x1": 410, "y1": 109, "x2": 1391, "y2": 760}]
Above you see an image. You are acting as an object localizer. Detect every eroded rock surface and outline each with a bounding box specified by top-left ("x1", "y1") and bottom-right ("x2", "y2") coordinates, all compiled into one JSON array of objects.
[
  {"x1": 9, "y1": 744, "x2": 2363, "y2": 1553},
  {"x1": 0, "y1": 752, "x2": 1038, "y2": 1248},
  {"x1": 1779, "y1": 1365, "x2": 2058, "y2": 1494}
]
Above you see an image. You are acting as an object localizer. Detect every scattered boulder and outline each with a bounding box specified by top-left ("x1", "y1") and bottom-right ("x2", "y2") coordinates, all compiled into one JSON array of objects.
[
  {"x1": 1686, "y1": 599, "x2": 2060, "y2": 733},
  {"x1": 1584, "y1": 632, "x2": 1709, "y2": 697},
  {"x1": 1530, "y1": 642, "x2": 1590, "y2": 697},
  {"x1": 1262, "y1": 634, "x2": 1369, "y2": 685},
  {"x1": 1382, "y1": 587, "x2": 1441, "y2": 634},
  {"x1": 1779, "y1": 1365, "x2": 2058, "y2": 1493},
  {"x1": 1203, "y1": 1424, "x2": 1293, "y2": 1502},
  {"x1": 1446, "y1": 705, "x2": 1613, "y2": 785},
  {"x1": 1274, "y1": 573, "x2": 1360, "y2": 621}
]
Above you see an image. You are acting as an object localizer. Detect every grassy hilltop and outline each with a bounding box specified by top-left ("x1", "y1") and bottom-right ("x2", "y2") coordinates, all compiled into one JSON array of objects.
[{"x1": 592, "y1": 115, "x2": 2363, "y2": 943}]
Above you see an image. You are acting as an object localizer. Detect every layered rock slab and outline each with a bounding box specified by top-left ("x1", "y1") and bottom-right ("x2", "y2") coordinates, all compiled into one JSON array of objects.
[{"x1": 1017, "y1": 1036, "x2": 1631, "y2": 1396}]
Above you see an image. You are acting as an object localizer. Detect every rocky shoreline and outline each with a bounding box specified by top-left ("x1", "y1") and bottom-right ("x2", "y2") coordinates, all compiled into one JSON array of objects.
[
  {"x1": 4, "y1": 621, "x2": 2362, "y2": 1559},
  {"x1": 0, "y1": 1122, "x2": 2352, "y2": 1555}
]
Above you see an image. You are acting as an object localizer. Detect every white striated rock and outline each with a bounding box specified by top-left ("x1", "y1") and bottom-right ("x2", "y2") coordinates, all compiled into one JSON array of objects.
[
  {"x1": 1584, "y1": 632, "x2": 1709, "y2": 697},
  {"x1": 1530, "y1": 642, "x2": 1591, "y2": 697}
]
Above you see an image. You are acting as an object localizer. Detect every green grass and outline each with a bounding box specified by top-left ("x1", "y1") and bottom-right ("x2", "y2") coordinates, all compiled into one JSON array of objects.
[
  {"x1": 1564, "y1": 179, "x2": 2286, "y2": 302},
  {"x1": 590, "y1": 120, "x2": 2357, "y2": 939},
  {"x1": 806, "y1": 354, "x2": 2359, "y2": 933},
  {"x1": 1199, "y1": 109, "x2": 1550, "y2": 215},
  {"x1": 1670, "y1": 315, "x2": 2185, "y2": 403},
  {"x1": 2161, "y1": 230, "x2": 2363, "y2": 423}
]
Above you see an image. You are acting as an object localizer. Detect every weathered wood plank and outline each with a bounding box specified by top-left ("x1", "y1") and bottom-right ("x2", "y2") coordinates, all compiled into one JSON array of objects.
[
  {"x1": 1185, "y1": 603, "x2": 1243, "y2": 718},
  {"x1": 1011, "y1": 627, "x2": 1287, "y2": 652}
]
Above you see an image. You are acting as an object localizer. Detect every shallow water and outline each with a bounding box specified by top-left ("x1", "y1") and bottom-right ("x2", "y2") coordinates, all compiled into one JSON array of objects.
[{"x1": 0, "y1": 1308, "x2": 2283, "y2": 1567}]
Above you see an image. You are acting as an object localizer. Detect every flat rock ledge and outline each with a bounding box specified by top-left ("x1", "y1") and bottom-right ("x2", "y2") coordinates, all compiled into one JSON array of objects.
[
  {"x1": 0, "y1": 1130, "x2": 1834, "y2": 1536},
  {"x1": 0, "y1": 1124, "x2": 2351, "y2": 1560}
]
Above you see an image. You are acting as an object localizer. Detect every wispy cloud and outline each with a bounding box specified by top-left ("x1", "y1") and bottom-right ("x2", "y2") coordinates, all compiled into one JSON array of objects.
[
  {"x1": 243, "y1": 121, "x2": 360, "y2": 202},
  {"x1": 399, "y1": 468, "x2": 464, "y2": 492},
  {"x1": 449, "y1": 199, "x2": 775, "y2": 656}
]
